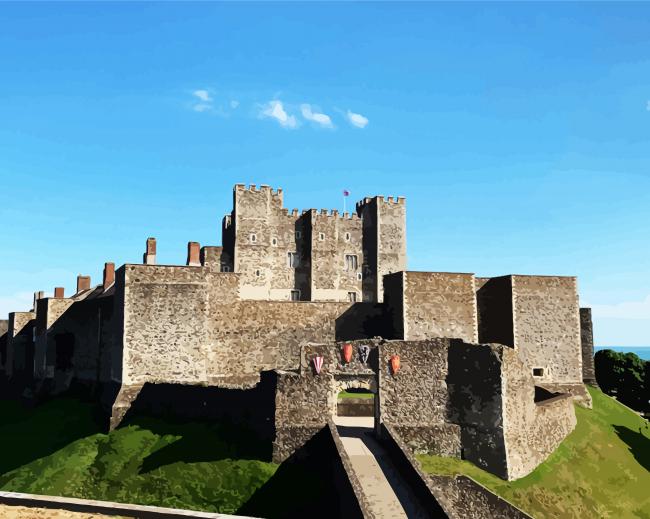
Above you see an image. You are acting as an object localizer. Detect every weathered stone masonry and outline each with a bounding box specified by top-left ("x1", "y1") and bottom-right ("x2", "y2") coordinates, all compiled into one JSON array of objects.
[{"x1": 0, "y1": 183, "x2": 593, "y2": 487}]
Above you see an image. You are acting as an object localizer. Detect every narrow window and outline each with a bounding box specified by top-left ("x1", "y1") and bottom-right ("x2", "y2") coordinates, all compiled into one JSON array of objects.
[
  {"x1": 249, "y1": 233, "x2": 257, "y2": 243},
  {"x1": 290, "y1": 289, "x2": 301, "y2": 301},
  {"x1": 272, "y1": 237, "x2": 278, "y2": 246},
  {"x1": 347, "y1": 291, "x2": 358, "y2": 303},
  {"x1": 357, "y1": 272, "x2": 363, "y2": 281},
  {"x1": 288, "y1": 252, "x2": 299, "y2": 268},
  {"x1": 295, "y1": 230, "x2": 302, "y2": 239},
  {"x1": 319, "y1": 232, "x2": 325, "y2": 241},
  {"x1": 255, "y1": 269, "x2": 261, "y2": 277},
  {"x1": 345, "y1": 232, "x2": 351, "y2": 242},
  {"x1": 533, "y1": 368, "x2": 544, "y2": 377},
  {"x1": 345, "y1": 254, "x2": 358, "y2": 271}
]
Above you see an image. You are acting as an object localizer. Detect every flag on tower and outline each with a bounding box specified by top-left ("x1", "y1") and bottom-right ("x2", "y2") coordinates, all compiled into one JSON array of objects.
[{"x1": 343, "y1": 189, "x2": 350, "y2": 197}]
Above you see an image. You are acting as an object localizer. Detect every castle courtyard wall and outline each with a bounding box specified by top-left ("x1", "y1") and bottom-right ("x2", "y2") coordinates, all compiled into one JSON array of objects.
[
  {"x1": 118, "y1": 264, "x2": 353, "y2": 388},
  {"x1": 501, "y1": 346, "x2": 576, "y2": 480},
  {"x1": 378, "y1": 339, "x2": 462, "y2": 457},
  {"x1": 511, "y1": 275, "x2": 583, "y2": 385},
  {"x1": 383, "y1": 271, "x2": 478, "y2": 343}
]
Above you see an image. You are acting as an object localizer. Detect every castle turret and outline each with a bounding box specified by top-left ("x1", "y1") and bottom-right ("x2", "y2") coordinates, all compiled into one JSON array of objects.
[{"x1": 356, "y1": 195, "x2": 407, "y2": 302}]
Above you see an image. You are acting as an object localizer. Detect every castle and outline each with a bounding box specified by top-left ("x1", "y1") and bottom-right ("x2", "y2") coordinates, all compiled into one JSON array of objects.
[{"x1": 0, "y1": 183, "x2": 597, "y2": 485}]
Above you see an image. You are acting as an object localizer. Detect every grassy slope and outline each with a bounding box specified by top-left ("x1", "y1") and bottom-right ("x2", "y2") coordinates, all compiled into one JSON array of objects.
[
  {"x1": 0, "y1": 398, "x2": 278, "y2": 514},
  {"x1": 418, "y1": 387, "x2": 650, "y2": 519}
]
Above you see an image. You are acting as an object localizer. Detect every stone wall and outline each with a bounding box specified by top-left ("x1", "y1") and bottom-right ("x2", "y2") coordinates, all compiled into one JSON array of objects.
[
  {"x1": 476, "y1": 276, "x2": 514, "y2": 346},
  {"x1": 383, "y1": 272, "x2": 478, "y2": 343},
  {"x1": 356, "y1": 196, "x2": 406, "y2": 302},
  {"x1": 378, "y1": 339, "x2": 462, "y2": 457},
  {"x1": 580, "y1": 307, "x2": 597, "y2": 385},
  {"x1": 117, "y1": 264, "x2": 353, "y2": 388},
  {"x1": 428, "y1": 475, "x2": 532, "y2": 518},
  {"x1": 447, "y1": 341, "x2": 508, "y2": 477},
  {"x1": 501, "y1": 346, "x2": 577, "y2": 480},
  {"x1": 6, "y1": 311, "x2": 35, "y2": 380},
  {"x1": 121, "y1": 265, "x2": 209, "y2": 386},
  {"x1": 309, "y1": 209, "x2": 362, "y2": 302},
  {"x1": 512, "y1": 275, "x2": 582, "y2": 385},
  {"x1": 446, "y1": 341, "x2": 577, "y2": 481},
  {"x1": 232, "y1": 184, "x2": 304, "y2": 301}
]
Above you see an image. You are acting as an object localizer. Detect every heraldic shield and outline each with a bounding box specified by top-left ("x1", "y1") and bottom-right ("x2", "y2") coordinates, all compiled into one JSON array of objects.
[
  {"x1": 342, "y1": 343, "x2": 353, "y2": 363},
  {"x1": 313, "y1": 355, "x2": 324, "y2": 375},
  {"x1": 358, "y1": 344, "x2": 370, "y2": 363}
]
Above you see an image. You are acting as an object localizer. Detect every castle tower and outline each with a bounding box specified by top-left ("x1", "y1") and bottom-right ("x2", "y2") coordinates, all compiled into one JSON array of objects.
[{"x1": 356, "y1": 196, "x2": 407, "y2": 302}]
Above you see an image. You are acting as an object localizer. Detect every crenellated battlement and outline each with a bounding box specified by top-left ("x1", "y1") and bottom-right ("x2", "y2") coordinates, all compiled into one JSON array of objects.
[
  {"x1": 234, "y1": 183, "x2": 283, "y2": 198},
  {"x1": 308, "y1": 208, "x2": 360, "y2": 220},
  {"x1": 355, "y1": 194, "x2": 405, "y2": 213}
]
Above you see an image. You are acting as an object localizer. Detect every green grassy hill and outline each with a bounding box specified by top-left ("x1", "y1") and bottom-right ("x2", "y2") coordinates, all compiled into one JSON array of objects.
[
  {"x1": 0, "y1": 398, "x2": 280, "y2": 514},
  {"x1": 1, "y1": 386, "x2": 648, "y2": 517},
  {"x1": 418, "y1": 386, "x2": 650, "y2": 519}
]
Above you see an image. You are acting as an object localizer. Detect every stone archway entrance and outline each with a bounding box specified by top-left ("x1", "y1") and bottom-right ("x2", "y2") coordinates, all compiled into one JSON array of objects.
[{"x1": 332, "y1": 375, "x2": 378, "y2": 429}]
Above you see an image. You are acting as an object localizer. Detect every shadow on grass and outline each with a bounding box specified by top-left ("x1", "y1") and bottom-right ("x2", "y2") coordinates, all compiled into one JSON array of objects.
[
  {"x1": 0, "y1": 397, "x2": 103, "y2": 475},
  {"x1": 614, "y1": 424, "x2": 650, "y2": 472},
  {"x1": 238, "y1": 427, "x2": 363, "y2": 519},
  {"x1": 125, "y1": 415, "x2": 273, "y2": 473}
]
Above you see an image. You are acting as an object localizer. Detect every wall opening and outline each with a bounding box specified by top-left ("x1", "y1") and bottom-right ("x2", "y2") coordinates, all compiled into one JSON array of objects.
[{"x1": 336, "y1": 387, "x2": 374, "y2": 417}]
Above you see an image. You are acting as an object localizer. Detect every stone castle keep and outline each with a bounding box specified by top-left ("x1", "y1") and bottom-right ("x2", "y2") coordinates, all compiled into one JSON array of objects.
[{"x1": 0, "y1": 183, "x2": 597, "y2": 484}]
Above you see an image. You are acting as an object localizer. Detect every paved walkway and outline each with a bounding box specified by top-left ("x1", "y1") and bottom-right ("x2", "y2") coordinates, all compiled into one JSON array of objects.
[{"x1": 334, "y1": 417, "x2": 428, "y2": 519}]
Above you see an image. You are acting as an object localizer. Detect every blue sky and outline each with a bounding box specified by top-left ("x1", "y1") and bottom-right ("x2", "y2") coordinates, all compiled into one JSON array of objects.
[{"x1": 0, "y1": 2, "x2": 649, "y2": 345}]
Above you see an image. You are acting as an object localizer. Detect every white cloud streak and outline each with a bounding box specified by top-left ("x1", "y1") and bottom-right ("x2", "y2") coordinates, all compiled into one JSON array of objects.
[
  {"x1": 346, "y1": 110, "x2": 369, "y2": 128},
  {"x1": 260, "y1": 100, "x2": 298, "y2": 129},
  {"x1": 300, "y1": 104, "x2": 333, "y2": 128},
  {"x1": 193, "y1": 89, "x2": 213, "y2": 102}
]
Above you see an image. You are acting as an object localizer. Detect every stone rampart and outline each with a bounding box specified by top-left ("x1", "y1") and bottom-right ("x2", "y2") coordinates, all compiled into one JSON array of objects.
[{"x1": 383, "y1": 272, "x2": 478, "y2": 343}]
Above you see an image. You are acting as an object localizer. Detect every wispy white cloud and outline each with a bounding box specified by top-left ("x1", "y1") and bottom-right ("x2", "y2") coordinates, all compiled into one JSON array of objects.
[
  {"x1": 646, "y1": 100, "x2": 650, "y2": 111},
  {"x1": 259, "y1": 100, "x2": 298, "y2": 129},
  {"x1": 300, "y1": 104, "x2": 333, "y2": 128},
  {"x1": 230, "y1": 100, "x2": 240, "y2": 109},
  {"x1": 587, "y1": 294, "x2": 650, "y2": 320},
  {"x1": 193, "y1": 89, "x2": 213, "y2": 103},
  {"x1": 346, "y1": 110, "x2": 369, "y2": 129}
]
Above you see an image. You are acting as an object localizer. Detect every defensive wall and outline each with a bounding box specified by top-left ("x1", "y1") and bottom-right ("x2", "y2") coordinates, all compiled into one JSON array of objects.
[
  {"x1": 476, "y1": 275, "x2": 591, "y2": 407},
  {"x1": 271, "y1": 338, "x2": 576, "y2": 481},
  {"x1": 0, "y1": 184, "x2": 596, "y2": 493}
]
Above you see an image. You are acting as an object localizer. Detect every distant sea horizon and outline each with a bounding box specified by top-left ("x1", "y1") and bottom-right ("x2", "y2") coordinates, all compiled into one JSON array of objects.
[{"x1": 594, "y1": 346, "x2": 650, "y2": 361}]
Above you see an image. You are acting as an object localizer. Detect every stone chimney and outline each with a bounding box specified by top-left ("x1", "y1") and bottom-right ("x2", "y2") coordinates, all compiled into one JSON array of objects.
[
  {"x1": 54, "y1": 287, "x2": 65, "y2": 299},
  {"x1": 103, "y1": 262, "x2": 115, "y2": 290},
  {"x1": 77, "y1": 275, "x2": 91, "y2": 294},
  {"x1": 32, "y1": 291, "x2": 44, "y2": 310},
  {"x1": 143, "y1": 237, "x2": 156, "y2": 265},
  {"x1": 187, "y1": 242, "x2": 201, "y2": 267}
]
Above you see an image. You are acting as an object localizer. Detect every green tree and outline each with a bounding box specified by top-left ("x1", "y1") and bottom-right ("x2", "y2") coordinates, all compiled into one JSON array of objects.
[{"x1": 595, "y1": 349, "x2": 649, "y2": 414}]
